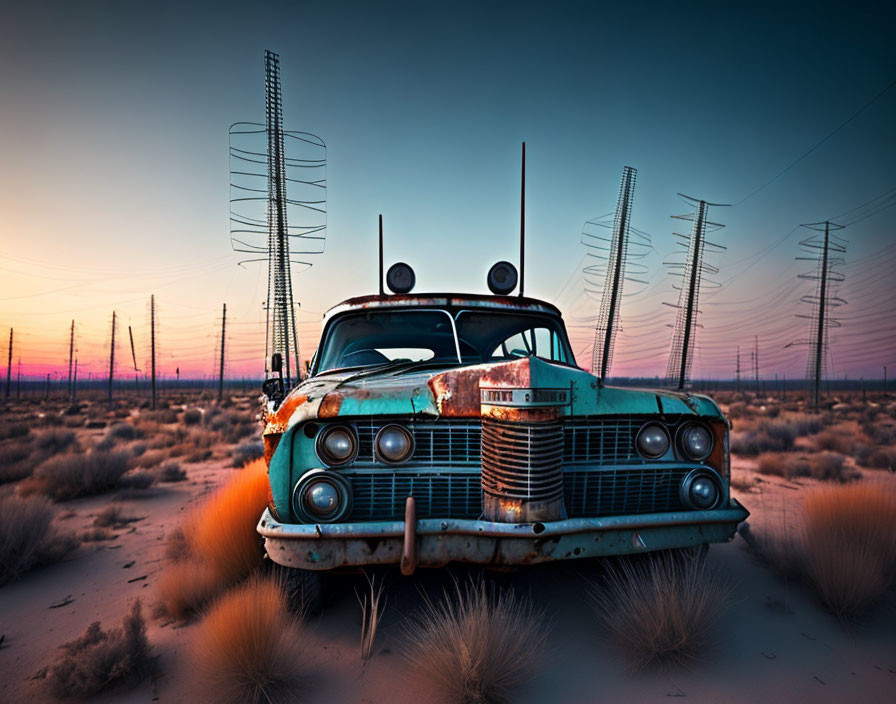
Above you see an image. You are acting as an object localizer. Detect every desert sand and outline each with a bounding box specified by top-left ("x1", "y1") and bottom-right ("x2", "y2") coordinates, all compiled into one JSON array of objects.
[{"x1": 1, "y1": 401, "x2": 895, "y2": 703}]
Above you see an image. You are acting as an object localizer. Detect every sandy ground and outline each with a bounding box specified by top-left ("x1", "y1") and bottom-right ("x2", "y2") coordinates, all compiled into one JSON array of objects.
[{"x1": 2, "y1": 449, "x2": 896, "y2": 702}]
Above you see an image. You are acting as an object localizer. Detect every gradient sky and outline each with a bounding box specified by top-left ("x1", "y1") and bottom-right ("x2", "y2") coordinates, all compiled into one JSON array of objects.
[{"x1": 1, "y1": 0, "x2": 894, "y2": 382}]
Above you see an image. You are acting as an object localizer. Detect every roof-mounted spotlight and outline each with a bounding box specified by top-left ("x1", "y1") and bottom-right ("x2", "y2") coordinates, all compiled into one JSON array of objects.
[
  {"x1": 386, "y1": 262, "x2": 416, "y2": 294},
  {"x1": 487, "y1": 261, "x2": 518, "y2": 295}
]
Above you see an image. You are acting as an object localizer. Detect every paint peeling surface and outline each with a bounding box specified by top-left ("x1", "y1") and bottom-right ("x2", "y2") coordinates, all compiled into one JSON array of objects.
[{"x1": 259, "y1": 292, "x2": 744, "y2": 568}]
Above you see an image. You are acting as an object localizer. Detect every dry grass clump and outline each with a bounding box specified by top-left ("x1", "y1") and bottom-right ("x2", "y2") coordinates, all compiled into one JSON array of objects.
[
  {"x1": 401, "y1": 580, "x2": 547, "y2": 704},
  {"x1": 731, "y1": 419, "x2": 796, "y2": 456},
  {"x1": 182, "y1": 408, "x2": 202, "y2": 425},
  {"x1": 801, "y1": 483, "x2": 896, "y2": 619},
  {"x1": 25, "y1": 450, "x2": 131, "y2": 500},
  {"x1": 157, "y1": 460, "x2": 187, "y2": 482},
  {"x1": 34, "y1": 429, "x2": 79, "y2": 456},
  {"x1": 45, "y1": 600, "x2": 152, "y2": 699},
  {"x1": 0, "y1": 422, "x2": 30, "y2": 440},
  {"x1": 0, "y1": 494, "x2": 78, "y2": 584},
  {"x1": 0, "y1": 441, "x2": 35, "y2": 483},
  {"x1": 756, "y1": 452, "x2": 808, "y2": 479},
  {"x1": 93, "y1": 505, "x2": 140, "y2": 528},
  {"x1": 116, "y1": 469, "x2": 156, "y2": 490},
  {"x1": 156, "y1": 459, "x2": 270, "y2": 619},
  {"x1": 813, "y1": 429, "x2": 855, "y2": 454},
  {"x1": 190, "y1": 575, "x2": 306, "y2": 704},
  {"x1": 588, "y1": 551, "x2": 731, "y2": 669},
  {"x1": 807, "y1": 452, "x2": 859, "y2": 482},
  {"x1": 232, "y1": 440, "x2": 264, "y2": 467}
]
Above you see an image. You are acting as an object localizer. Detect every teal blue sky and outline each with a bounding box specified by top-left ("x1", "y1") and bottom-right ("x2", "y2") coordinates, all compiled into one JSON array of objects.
[{"x1": 0, "y1": 1, "x2": 894, "y2": 380}]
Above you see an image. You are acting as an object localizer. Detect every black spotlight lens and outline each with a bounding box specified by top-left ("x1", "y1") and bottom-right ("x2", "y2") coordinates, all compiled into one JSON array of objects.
[
  {"x1": 386, "y1": 262, "x2": 416, "y2": 294},
  {"x1": 487, "y1": 261, "x2": 519, "y2": 295}
]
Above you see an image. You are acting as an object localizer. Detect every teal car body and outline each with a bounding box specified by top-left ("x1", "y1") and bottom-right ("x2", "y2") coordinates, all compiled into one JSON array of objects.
[{"x1": 257, "y1": 293, "x2": 748, "y2": 573}]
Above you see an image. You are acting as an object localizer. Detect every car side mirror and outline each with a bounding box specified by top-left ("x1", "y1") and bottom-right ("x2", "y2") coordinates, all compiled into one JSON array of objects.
[{"x1": 263, "y1": 377, "x2": 284, "y2": 405}]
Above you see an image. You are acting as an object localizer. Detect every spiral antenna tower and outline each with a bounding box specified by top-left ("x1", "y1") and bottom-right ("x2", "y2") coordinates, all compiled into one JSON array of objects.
[{"x1": 229, "y1": 50, "x2": 327, "y2": 387}]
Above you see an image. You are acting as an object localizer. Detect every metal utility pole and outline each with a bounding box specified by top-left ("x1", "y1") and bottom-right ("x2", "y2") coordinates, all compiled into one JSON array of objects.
[
  {"x1": 754, "y1": 335, "x2": 760, "y2": 391},
  {"x1": 218, "y1": 303, "x2": 226, "y2": 402},
  {"x1": 590, "y1": 166, "x2": 638, "y2": 380},
  {"x1": 67, "y1": 320, "x2": 75, "y2": 402},
  {"x1": 735, "y1": 346, "x2": 741, "y2": 394},
  {"x1": 665, "y1": 196, "x2": 727, "y2": 390},
  {"x1": 108, "y1": 311, "x2": 116, "y2": 405},
  {"x1": 128, "y1": 325, "x2": 140, "y2": 394},
  {"x1": 151, "y1": 294, "x2": 157, "y2": 410},
  {"x1": 520, "y1": 141, "x2": 526, "y2": 298},
  {"x1": 791, "y1": 220, "x2": 846, "y2": 411},
  {"x1": 5, "y1": 328, "x2": 12, "y2": 398},
  {"x1": 72, "y1": 358, "x2": 78, "y2": 403}
]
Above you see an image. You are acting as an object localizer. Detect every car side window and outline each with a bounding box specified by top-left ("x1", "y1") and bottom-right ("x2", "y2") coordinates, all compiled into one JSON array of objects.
[{"x1": 489, "y1": 326, "x2": 566, "y2": 363}]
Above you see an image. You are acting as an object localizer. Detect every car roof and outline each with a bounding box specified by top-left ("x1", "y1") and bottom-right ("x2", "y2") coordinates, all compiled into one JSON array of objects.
[{"x1": 323, "y1": 293, "x2": 563, "y2": 322}]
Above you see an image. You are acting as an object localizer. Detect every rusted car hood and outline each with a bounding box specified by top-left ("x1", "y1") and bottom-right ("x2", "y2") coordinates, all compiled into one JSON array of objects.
[{"x1": 264, "y1": 357, "x2": 723, "y2": 435}]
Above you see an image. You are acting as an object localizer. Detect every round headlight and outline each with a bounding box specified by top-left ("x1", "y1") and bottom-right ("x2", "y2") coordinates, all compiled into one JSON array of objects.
[
  {"x1": 316, "y1": 425, "x2": 357, "y2": 466},
  {"x1": 679, "y1": 423, "x2": 713, "y2": 460},
  {"x1": 293, "y1": 469, "x2": 352, "y2": 523},
  {"x1": 375, "y1": 424, "x2": 415, "y2": 464},
  {"x1": 679, "y1": 469, "x2": 722, "y2": 510},
  {"x1": 305, "y1": 481, "x2": 339, "y2": 516},
  {"x1": 636, "y1": 423, "x2": 670, "y2": 459}
]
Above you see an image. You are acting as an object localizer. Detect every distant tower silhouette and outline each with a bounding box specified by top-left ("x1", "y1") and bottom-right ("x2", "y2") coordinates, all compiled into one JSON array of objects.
[
  {"x1": 230, "y1": 50, "x2": 327, "y2": 389},
  {"x1": 665, "y1": 196, "x2": 727, "y2": 390},
  {"x1": 788, "y1": 221, "x2": 847, "y2": 410}
]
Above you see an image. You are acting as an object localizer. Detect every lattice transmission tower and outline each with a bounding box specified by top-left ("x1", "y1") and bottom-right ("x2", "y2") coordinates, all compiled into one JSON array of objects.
[
  {"x1": 788, "y1": 221, "x2": 847, "y2": 410},
  {"x1": 230, "y1": 50, "x2": 327, "y2": 388},
  {"x1": 581, "y1": 166, "x2": 649, "y2": 379},
  {"x1": 664, "y1": 195, "x2": 727, "y2": 390}
]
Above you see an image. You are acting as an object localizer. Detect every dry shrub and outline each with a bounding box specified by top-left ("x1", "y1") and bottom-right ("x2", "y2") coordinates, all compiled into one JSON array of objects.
[
  {"x1": 156, "y1": 460, "x2": 186, "y2": 482},
  {"x1": 190, "y1": 458, "x2": 269, "y2": 582},
  {"x1": 0, "y1": 442, "x2": 34, "y2": 483},
  {"x1": 0, "y1": 422, "x2": 30, "y2": 440},
  {"x1": 28, "y1": 451, "x2": 131, "y2": 500},
  {"x1": 814, "y1": 430, "x2": 854, "y2": 454},
  {"x1": 866, "y1": 447, "x2": 896, "y2": 471},
  {"x1": 182, "y1": 408, "x2": 202, "y2": 425},
  {"x1": 0, "y1": 494, "x2": 78, "y2": 584},
  {"x1": 401, "y1": 580, "x2": 546, "y2": 704},
  {"x1": 156, "y1": 459, "x2": 269, "y2": 619},
  {"x1": 807, "y1": 452, "x2": 858, "y2": 482},
  {"x1": 802, "y1": 483, "x2": 896, "y2": 619},
  {"x1": 117, "y1": 469, "x2": 156, "y2": 490},
  {"x1": 93, "y1": 505, "x2": 140, "y2": 528},
  {"x1": 156, "y1": 561, "x2": 222, "y2": 621},
  {"x1": 190, "y1": 575, "x2": 306, "y2": 704},
  {"x1": 46, "y1": 600, "x2": 152, "y2": 698},
  {"x1": 232, "y1": 441, "x2": 264, "y2": 467},
  {"x1": 588, "y1": 551, "x2": 731, "y2": 669},
  {"x1": 34, "y1": 429, "x2": 78, "y2": 456},
  {"x1": 135, "y1": 449, "x2": 167, "y2": 468}
]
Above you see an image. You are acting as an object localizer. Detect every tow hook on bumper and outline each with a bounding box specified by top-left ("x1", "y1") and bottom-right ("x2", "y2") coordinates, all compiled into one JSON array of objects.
[{"x1": 400, "y1": 496, "x2": 417, "y2": 576}]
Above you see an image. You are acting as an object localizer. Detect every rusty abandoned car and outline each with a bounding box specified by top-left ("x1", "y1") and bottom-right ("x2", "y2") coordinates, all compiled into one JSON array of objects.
[{"x1": 256, "y1": 251, "x2": 749, "y2": 609}]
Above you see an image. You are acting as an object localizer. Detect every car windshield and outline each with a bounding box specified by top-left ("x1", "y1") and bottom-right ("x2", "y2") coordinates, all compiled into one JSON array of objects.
[{"x1": 314, "y1": 308, "x2": 574, "y2": 373}]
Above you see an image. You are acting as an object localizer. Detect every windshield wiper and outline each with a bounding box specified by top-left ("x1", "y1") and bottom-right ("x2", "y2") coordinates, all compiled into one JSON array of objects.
[{"x1": 333, "y1": 359, "x2": 420, "y2": 387}]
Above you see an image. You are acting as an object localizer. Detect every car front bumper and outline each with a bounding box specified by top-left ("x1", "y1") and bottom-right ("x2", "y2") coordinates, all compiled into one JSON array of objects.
[{"x1": 257, "y1": 499, "x2": 749, "y2": 571}]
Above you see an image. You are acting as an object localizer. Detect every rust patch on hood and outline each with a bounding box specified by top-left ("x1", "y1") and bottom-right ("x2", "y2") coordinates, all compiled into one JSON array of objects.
[
  {"x1": 428, "y1": 358, "x2": 533, "y2": 417},
  {"x1": 319, "y1": 393, "x2": 344, "y2": 418},
  {"x1": 265, "y1": 393, "x2": 308, "y2": 433}
]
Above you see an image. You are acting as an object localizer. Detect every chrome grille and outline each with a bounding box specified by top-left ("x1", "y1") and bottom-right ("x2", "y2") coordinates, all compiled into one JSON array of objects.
[
  {"x1": 354, "y1": 421, "x2": 481, "y2": 466},
  {"x1": 563, "y1": 419, "x2": 641, "y2": 464},
  {"x1": 346, "y1": 469, "x2": 481, "y2": 521},
  {"x1": 564, "y1": 467, "x2": 689, "y2": 517},
  {"x1": 481, "y1": 419, "x2": 565, "y2": 502}
]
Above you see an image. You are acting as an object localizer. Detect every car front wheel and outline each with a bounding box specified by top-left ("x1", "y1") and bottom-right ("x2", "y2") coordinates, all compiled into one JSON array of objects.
[{"x1": 270, "y1": 561, "x2": 324, "y2": 616}]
